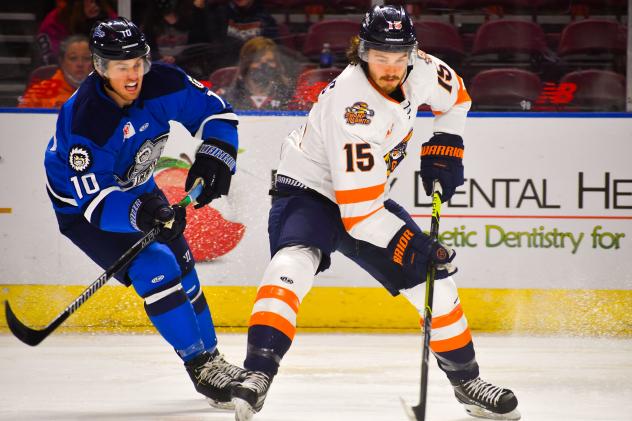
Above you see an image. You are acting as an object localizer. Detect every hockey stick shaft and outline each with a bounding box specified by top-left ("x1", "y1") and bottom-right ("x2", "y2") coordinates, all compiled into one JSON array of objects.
[
  {"x1": 4, "y1": 182, "x2": 204, "y2": 346},
  {"x1": 409, "y1": 180, "x2": 443, "y2": 421}
]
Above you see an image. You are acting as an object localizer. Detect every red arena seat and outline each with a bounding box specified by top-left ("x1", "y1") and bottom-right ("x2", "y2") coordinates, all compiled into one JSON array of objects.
[
  {"x1": 472, "y1": 19, "x2": 547, "y2": 56},
  {"x1": 414, "y1": 20, "x2": 464, "y2": 60},
  {"x1": 558, "y1": 19, "x2": 624, "y2": 56},
  {"x1": 302, "y1": 20, "x2": 361, "y2": 61},
  {"x1": 208, "y1": 66, "x2": 238, "y2": 92},
  {"x1": 559, "y1": 69, "x2": 625, "y2": 111},
  {"x1": 469, "y1": 68, "x2": 542, "y2": 110}
]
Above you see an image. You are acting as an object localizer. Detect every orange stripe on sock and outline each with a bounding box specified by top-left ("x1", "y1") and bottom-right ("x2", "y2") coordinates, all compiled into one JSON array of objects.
[
  {"x1": 256, "y1": 285, "x2": 300, "y2": 313},
  {"x1": 335, "y1": 183, "x2": 385, "y2": 205},
  {"x1": 249, "y1": 311, "x2": 296, "y2": 341},
  {"x1": 430, "y1": 327, "x2": 472, "y2": 353},
  {"x1": 341, "y1": 206, "x2": 384, "y2": 231},
  {"x1": 420, "y1": 303, "x2": 464, "y2": 329}
]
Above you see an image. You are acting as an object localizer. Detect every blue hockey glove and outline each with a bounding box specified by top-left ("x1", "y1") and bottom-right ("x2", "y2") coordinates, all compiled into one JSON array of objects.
[
  {"x1": 387, "y1": 225, "x2": 456, "y2": 285},
  {"x1": 130, "y1": 193, "x2": 187, "y2": 243},
  {"x1": 185, "y1": 138, "x2": 236, "y2": 209},
  {"x1": 420, "y1": 133, "x2": 464, "y2": 202}
]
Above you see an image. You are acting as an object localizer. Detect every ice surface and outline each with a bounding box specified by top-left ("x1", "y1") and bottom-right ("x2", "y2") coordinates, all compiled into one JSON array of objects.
[{"x1": 1, "y1": 333, "x2": 631, "y2": 420}]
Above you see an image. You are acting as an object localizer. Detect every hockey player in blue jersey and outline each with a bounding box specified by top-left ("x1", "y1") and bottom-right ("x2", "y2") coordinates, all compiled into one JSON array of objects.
[{"x1": 44, "y1": 17, "x2": 245, "y2": 408}]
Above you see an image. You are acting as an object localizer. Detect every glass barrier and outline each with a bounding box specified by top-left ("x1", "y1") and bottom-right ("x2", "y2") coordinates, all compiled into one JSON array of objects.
[{"x1": 1, "y1": 0, "x2": 628, "y2": 112}]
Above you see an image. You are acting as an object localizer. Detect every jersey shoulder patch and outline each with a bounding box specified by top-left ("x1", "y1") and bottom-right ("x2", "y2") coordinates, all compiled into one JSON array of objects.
[
  {"x1": 71, "y1": 74, "x2": 124, "y2": 147},
  {"x1": 140, "y1": 63, "x2": 186, "y2": 101}
]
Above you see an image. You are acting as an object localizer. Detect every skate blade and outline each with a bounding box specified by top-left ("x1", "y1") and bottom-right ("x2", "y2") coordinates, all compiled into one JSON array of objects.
[
  {"x1": 205, "y1": 397, "x2": 235, "y2": 411},
  {"x1": 463, "y1": 403, "x2": 521, "y2": 420},
  {"x1": 232, "y1": 397, "x2": 256, "y2": 421}
]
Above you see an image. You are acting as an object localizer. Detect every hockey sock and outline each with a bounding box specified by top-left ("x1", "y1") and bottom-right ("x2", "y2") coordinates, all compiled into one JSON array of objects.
[
  {"x1": 182, "y1": 269, "x2": 218, "y2": 353},
  {"x1": 400, "y1": 277, "x2": 479, "y2": 382},
  {"x1": 140, "y1": 277, "x2": 205, "y2": 362},
  {"x1": 245, "y1": 245, "x2": 321, "y2": 375}
]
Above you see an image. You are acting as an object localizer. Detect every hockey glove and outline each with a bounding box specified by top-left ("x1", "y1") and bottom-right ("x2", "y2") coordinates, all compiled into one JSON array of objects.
[
  {"x1": 185, "y1": 139, "x2": 237, "y2": 209},
  {"x1": 387, "y1": 225, "x2": 456, "y2": 286},
  {"x1": 420, "y1": 133, "x2": 464, "y2": 202},
  {"x1": 130, "y1": 193, "x2": 187, "y2": 243}
]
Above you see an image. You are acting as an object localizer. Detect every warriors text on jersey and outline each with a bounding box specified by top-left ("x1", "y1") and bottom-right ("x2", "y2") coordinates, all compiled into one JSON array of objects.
[
  {"x1": 44, "y1": 63, "x2": 238, "y2": 231},
  {"x1": 277, "y1": 52, "x2": 471, "y2": 247}
]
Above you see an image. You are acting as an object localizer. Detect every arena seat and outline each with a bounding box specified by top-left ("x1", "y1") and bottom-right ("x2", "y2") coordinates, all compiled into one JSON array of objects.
[
  {"x1": 559, "y1": 69, "x2": 625, "y2": 111},
  {"x1": 469, "y1": 68, "x2": 542, "y2": 110},
  {"x1": 302, "y1": 20, "x2": 361, "y2": 62}
]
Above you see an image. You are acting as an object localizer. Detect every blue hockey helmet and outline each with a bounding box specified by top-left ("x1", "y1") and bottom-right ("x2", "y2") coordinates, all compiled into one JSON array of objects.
[{"x1": 358, "y1": 5, "x2": 417, "y2": 64}]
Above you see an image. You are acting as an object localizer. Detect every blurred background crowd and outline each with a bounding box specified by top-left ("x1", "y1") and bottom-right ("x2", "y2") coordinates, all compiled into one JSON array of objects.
[{"x1": 0, "y1": 0, "x2": 629, "y2": 111}]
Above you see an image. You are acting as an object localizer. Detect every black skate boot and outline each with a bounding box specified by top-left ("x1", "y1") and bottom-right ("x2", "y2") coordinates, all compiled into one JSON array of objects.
[
  {"x1": 185, "y1": 349, "x2": 246, "y2": 409},
  {"x1": 452, "y1": 377, "x2": 521, "y2": 420},
  {"x1": 231, "y1": 370, "x2": 274, "y2": 421}
]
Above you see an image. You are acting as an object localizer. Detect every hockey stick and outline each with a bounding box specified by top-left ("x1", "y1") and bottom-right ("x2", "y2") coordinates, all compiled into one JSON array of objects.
[
  {"x1": 402, "y1": 180, "x2": 443, "y2": 421},
  {"x1": 4, "y1": 181, "x2": 204, "y2": 347}
]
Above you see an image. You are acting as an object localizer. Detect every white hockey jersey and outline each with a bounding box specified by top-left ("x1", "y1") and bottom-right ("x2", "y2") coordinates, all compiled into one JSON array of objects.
[{"x1": 277, "y1": 52, "x2": 471, "y2": 248}]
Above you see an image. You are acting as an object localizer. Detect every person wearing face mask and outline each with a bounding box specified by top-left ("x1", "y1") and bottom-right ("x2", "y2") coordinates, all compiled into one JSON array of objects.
[
  {"x1": 222, "y1": 37, "x2": 292, "y2": 110},
  {"x1": 20, "y1": 35, "x2": 93, "y2": 108}
]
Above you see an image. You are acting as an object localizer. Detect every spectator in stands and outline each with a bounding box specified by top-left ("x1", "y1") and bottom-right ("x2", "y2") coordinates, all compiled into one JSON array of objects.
[
  {"x1": 142, "y1": 0, "x2": 210, "y2": 64},
  {"x1": 36, "y1": 0, "x2": 72, "y2": 64},
  {"x1": 20, "y1": 35, "x2": 92, "y2": 108},
  {"x1": 69, "y1": 0, "x2": 117, "y2": 35},
  {"x1": 206, "y1": 0, "x2": 278, "y2": 68},
  {"x1": 223, "y1": 37, "x2": 292, "y2": 110},
  {"x1": 37, "y1": 0, "x2": 116, "y2": 65}
]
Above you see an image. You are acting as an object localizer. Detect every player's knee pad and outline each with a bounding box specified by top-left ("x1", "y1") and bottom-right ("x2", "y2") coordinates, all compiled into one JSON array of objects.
[
  {"x1": 261, "y1": 245, "x2": 321, "y2": 302},
  {"x1": 400, "y1": 275, "x2": 460, "y2": 317},
  {"x1": 128, "y1": 242, "x2": 182, "y2": 298}
]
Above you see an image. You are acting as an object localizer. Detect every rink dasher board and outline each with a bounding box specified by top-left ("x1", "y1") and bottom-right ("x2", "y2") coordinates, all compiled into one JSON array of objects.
[{"x1": 0, "y1": 112, "x2": 630, "y2": 334}]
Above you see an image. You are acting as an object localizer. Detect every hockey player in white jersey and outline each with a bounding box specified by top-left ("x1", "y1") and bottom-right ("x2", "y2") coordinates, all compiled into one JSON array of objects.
[{"x1": 231, "y1": 5, "x2": 520, "y2": 420}]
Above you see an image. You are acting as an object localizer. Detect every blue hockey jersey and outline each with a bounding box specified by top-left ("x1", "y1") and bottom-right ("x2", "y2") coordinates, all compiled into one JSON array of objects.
[{"x1": 44, "y1": 63, "x2": 238, "y2": 233}]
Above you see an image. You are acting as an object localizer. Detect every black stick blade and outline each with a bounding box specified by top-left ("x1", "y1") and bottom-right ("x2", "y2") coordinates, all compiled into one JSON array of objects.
[
  {"x1": 4, "y1": 300, "x2": 49, "y2": 346},
  {"x1": 400, "y1": 397, "x2": 426, "y2": 421}
]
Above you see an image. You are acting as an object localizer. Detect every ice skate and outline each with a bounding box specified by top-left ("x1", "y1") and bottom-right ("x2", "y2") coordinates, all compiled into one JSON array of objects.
[
  {"x1": 231, "y1": 370, "x2": 274, "y2": 421},
  {"x1": 185, "y1": 349, "x2": 247, "y2": 409},
  {"x1": 452, "y1": 377, "x2": 521, "y2": 420}
]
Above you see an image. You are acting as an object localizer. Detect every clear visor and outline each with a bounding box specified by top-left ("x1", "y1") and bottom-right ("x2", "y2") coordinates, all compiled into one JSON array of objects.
[
  {"x1": 93, "y1": 53, "x2": 151, "y2": 78},
  {"x1": 358, "y1": 39, "x2": 417, "y2": 66}
]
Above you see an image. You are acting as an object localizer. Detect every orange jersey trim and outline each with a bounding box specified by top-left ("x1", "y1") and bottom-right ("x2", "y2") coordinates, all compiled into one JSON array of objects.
[
  {"x1": 430, "y1": 327, "x2": 472, "y2": 353},
  {"x1": 341, "y1": 205, "x2": 384, "y2": 231},
  {"x1": 249, "y1": 311, "x2": 296, "y2": 341},
  {"x1": 420, "y1": 303, "x2": 464, "y2": 329},
  {"x1": 335, "y1": 183, "x2": 385, "y2": 205},
  {"x1": 456, "y1": 76, "x2": 471, "y2": 105},
  {"x1": 255, "y1": 285, "x2": 300, "y2": 313}
]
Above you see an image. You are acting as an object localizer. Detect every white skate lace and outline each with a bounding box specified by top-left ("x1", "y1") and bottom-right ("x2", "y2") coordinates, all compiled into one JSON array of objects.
[
  {"x1": 198, "y1": 354, "x2": 244, "y2": 387},
  {"x1": 463, "y1": 378, "x2": 506, "y2": 406},
  {"x1": 243, "y1": 371, "x2": 271, "y2": 393}
]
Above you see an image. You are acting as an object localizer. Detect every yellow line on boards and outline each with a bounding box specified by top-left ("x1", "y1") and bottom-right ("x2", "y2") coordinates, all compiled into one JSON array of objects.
[
  {"x1": 0, "y1": 208, "x2": 11, "y2": 213},
  {"x1": 1, "y1": 285, "x2": 630, "y2": 336}
]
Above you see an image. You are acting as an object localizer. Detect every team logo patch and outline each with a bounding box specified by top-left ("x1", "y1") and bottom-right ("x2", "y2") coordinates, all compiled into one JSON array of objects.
[
  {"x1": 344, "y1": 102, "x2": 374, "y2": 125},
  {"x1": 123, "y1": 122, "x2": 136, "y2": 139},
  {"x1": 68, "y1": 146, "x2": 92, "y2": 172},
  {"x1": 93, "y1": 27, "x2": 105, "y2": 38},
  {"x1": 139, "y1": 122, "x2": 149, "y2": 132}
]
